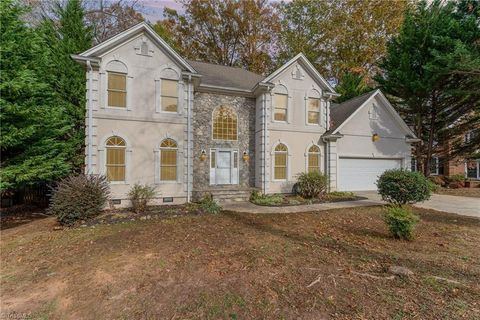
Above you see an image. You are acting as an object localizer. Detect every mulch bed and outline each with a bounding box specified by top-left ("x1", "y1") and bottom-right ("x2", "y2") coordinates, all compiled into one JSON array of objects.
[{"x1": 252, "y1": 194, "x2": 367, "y2": 207}]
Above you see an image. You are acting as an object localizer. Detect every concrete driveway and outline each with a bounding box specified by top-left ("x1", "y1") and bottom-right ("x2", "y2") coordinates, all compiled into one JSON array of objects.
[{"x1": 355, "y1": 191, "x2": 480, "y2": 218}]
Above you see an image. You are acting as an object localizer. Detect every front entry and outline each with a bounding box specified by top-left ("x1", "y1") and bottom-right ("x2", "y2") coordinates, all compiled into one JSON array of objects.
[{"x1": 210, "y1": 149, "x2": 239, "y2": 185}]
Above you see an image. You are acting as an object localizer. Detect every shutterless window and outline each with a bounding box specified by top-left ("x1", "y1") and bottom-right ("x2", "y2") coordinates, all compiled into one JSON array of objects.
[
  {"x1": 108, "y1": 72, "x2": 127, "y2": 108},
  {"x1": 160, "y1": 138, "x2": 177, "y2": 181},
  {"x1": 308, "y1": 145, "x2": 321, "y2": 173},
  {"x1": 106, "y1": 136, "x2": 126, "y2": 181},
  {"x1": 213, "y1": 106, "x2": 237, "y2": 140},
  {"x1": 308, "y1": 98, "x2": 320, "y2": 124},
  {"x1": 161, "y1": 79, "x2": 178, "y2": 112},
  {"x1": 274, "y1": 93, "x2": 288, "y2": 122},
  {"x1": 274, "y1": 143, "x2": 288, "y2": 180}
]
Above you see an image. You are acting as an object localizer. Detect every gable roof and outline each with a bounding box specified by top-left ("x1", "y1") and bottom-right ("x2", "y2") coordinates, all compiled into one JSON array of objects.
[
  {"x1": 329, "y1": 89, "x2": 417, "y2": 138},
  {"x1": 75, "y1": 22, "x2": 196, "y2": 73},
  {"x1": 262, "y1": 53, "x2": 337, "y2": 94},
  {"x1": 188, "y1": 60, "x2": 265, "y2": 91}
]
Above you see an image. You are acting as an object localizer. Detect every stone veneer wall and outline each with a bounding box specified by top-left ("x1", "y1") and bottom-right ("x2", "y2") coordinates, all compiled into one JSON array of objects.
[{"x1": 192, "y1": 92, "x2": 256, "y2": 198}]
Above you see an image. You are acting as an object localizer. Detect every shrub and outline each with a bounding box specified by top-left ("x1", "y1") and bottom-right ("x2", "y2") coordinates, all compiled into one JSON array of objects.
[
  {"x1": 48, "y1": 174, "x2": 110, "y2": 226},
  {"x1": 427, "y1": 179, "x2": 440, "y2": 192},
  {"x1": 428, "y1": 175, "x2": 445, "y2": 187},
  {"x1": 197, "y1": 194, "x2": 221, "y2": 214},
  {"x1": 250, "y1": 192, "x2": 284, "y2": 206},
  {"x1": 445, "y1": 174, "x2": 465, "y2": 188},
  {"x1": 376, "y1": 169, "x2": 431, "y2": 205},
  {"x1": 384, "y1": 206, "x2": 419, "y2": 240},
  {"x1": 128, "y1": 183, "x2": 156, "y2": 213},
  {"x1": 295, "y1": 171, "x2": 328, "y2": 199}
]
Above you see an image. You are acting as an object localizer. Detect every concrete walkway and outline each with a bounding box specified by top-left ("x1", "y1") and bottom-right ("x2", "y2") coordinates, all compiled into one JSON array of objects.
[{"x1": 223, "y1": 192, "x2": 480, "y2": 218}]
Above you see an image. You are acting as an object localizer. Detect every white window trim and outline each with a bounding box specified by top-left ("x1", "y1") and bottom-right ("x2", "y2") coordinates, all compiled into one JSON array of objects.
[
  {"x1": 305, "y1": 143, "x2": 322, "y2": 172},
  {"x1": 154, "y1": 137, "x2": 182, "y2": 184},
  {"x1": 271, "y1": 141, "x2": 290, "y2": 182},
  {"x1": 431, "y1": 157, "x2": 440, "y2": 175},
  {"x1": 211, "y1": 106, "x2": 239, "y2": 141},
  {"x1": 102, "y1": 58, "x2": 132, "y2": 111},
  {"x1": 271, "y1": 84, "x2": 291, "y2": 124},
  {"x1": 155, "y1": 66, "x2": 183, "y2": 115},
  {"x1": 305, "y1": 88, "x2": 322, "y2": 126},
  {"x1": 465, "y1": 159, "x2": 480, "y2": 180},
  {"x1": 98, "y1": 133, "x2": 132, "y2": 185}
]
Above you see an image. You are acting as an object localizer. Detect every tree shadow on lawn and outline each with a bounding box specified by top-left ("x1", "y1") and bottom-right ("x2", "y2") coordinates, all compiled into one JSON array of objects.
[
  {"x1": 0, "y1": 206, "x2": 48, "y2": 230},
  {"x1": 221, "y1": 210, "x2": 480, "y2": 283}
]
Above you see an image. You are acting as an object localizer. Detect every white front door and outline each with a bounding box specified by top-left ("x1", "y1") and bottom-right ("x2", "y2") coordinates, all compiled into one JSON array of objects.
[
  {"x1": 210, "y1": 149, "x2": 239, "y2": 185},
  {"x1": 216, "y1": 151, "x2": 232, "y2": 184}
]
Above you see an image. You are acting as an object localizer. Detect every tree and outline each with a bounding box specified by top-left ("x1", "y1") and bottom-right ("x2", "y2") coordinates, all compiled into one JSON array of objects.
[
  {"x1": 377, "y1": 0, "x2": 480, "y2": 175},
  {"x1": 277, "y1": 0, "x2": 406, "y2": 81},
  {"x1": 335, "y1": 72, "x2": 373, "y2": 103},
  {"x1": 0, "y1": 0, "x2": 73, "y2": 191},
  {"x1": 159, "y1": 0, "x2": 280, "y2": 74}
]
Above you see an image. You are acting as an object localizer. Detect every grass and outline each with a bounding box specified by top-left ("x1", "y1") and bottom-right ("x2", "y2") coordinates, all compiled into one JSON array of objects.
[
  {"x1": 250, "y1": 191, "x2": 362, "y2": 206},
  {"x1": 1, "y1": 206, "x2": 479, "y2": 319}
]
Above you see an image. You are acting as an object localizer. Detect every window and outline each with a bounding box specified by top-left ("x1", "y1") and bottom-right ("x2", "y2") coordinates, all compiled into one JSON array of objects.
[
  {"x1": 108, "y1": 72, "x2": 127, "y2": 108},
  {"x1": 106, "y1": 136, "x2": 126, "y2": 181},
  {"x1": 213, "y1": 106, "x2": 237, "y2": 140},
  {"x1": 308, "y1": 145, "x2": 321, "y2": 173},
  {"x1": 411, "y1": 158, "x2": 417, "y2": 172},
  {"x1": 308, "y1": 98, "x2": 320, "y2": 124},
  {"x1": 210, "y1": 150, "x2": 216, "y2": 168},
  {"x1": 430, "y1": 157, "x2": 444, "y2": 175},
  {"x1": 161, "y1": 79, "x2": 178, "y2": 112},
  {"x1": 465, "y1": 130, "x2": 476, "y2": 144},
  {"x1": 274, "y1": 143, "x2": 288, "y2": 180},
  {"x1": 466, "y1": 160, "x2": 480, "y2": 179},
  {"x1": 160, "y1": 138, "x2": 177, "y2": 181},
  {"x1": 274, "y1": 93, "x2": 288, "y2": 122}
]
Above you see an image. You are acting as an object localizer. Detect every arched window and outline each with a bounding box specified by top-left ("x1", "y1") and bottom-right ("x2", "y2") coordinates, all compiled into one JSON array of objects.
[
  {"x1": 274, "y1": 143, "x2": 288, "y2": 180},
  {"x1": 160, "y1": 138, "x2": 178, "y2": 181},
  {"x1": 106, "y1": 61, "x2": 128, "y2": 108},
  {"x1": 308, "y1": 145, "x2": 321, "y2": 173},
  {"x1": 213, "y1": 106, "x2": 237, "y2": 140},
  {"x1": 106, "y1": 136, "x2": 126, "y2": 181},
  {"x1": 307, "y1": 89, "x2": 321, "y2": 125}
]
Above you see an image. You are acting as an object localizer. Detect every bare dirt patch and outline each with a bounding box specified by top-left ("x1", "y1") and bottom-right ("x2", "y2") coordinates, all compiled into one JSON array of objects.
[
  {"x1": 1, "y1": 206, "x2": 479, "y2": 319},
  {"x1": 435, "y1": 187, "x2": 480, "y2": 198}
]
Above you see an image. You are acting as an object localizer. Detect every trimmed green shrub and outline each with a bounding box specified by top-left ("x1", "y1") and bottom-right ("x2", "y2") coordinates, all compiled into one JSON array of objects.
[
  {"x1": 427, "y1": 179, "x2": 440, "y2": 192},
  {"x1": 197, "y1": 194, "x2": 221, "y2": 214},
  {"x1": 128, "y1": 183, "x2": 156, "y2": 213},
  {"x1": 377, "y1": 169, "x2": 431, "y2": 205},
  {"x1": 445, "y1": 174, "x2": 465, "y2": 188},
  {"x1": 384, "y1": 206, "x2": 419, "y2": 240},
  {"x1": 48, "y1": 174, "x2": 110, "y2": 226},
  {"x1": 250, "y1": 192, "x2": 284, "y2": 206},
  {"x1": 295, "y1": 171, "x2": 328, "y2": 199}
]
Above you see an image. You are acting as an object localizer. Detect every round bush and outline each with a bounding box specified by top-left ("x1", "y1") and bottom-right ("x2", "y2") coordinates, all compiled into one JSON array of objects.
[
  {"x1": 294, "y1": 171, "x2": 328, "y2": 199},
  {"x1": 384, "y1": 206, "x2": 419, "y2": 240},
  {"x1": 48, "y1": 174, "x2": 110, "y2": 226},
  {"x1": 376, "y1": 169, "x2": 431, "y2": 205}
]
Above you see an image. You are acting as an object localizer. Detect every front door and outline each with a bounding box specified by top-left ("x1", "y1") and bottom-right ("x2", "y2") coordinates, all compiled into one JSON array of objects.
[{"x1": 210, "y1": 149, "x2": 239, "y2": 185}]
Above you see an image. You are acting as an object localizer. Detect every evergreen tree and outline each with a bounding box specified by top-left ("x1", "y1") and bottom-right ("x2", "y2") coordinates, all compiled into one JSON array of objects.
[
  {"x1": 0, "y1": 0, "x2": 72, "y2": 190},
  {"x1": 335, "y1": 72, "x2": 373, "y2": 103}
]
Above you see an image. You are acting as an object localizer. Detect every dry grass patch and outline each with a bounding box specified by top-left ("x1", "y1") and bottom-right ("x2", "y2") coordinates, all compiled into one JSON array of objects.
[
  {"x1": 1, "y1": 206, "x2": 479, "y2": 319},
  {"x1": 435, "y1": 187, "x2": 480, "y2": 198}
]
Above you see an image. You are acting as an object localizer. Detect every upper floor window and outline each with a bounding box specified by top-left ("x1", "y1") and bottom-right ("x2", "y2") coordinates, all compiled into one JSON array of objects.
[
  {"x1": 308, "y1": 145, "x2": 321, "y2": 173},
  {"x1": 307, "y1": 98, "x2": 320, "y2": 124},
  {"x1": 160, "y1": 138, "x2": 178, "y2": 181},
  {"x1": 106, "y1": 136, "x2": 126, "y2": 181},
  {"x1": 161, "y1": 79, "x2": 178, "y2": 112},
  {"x1": 274, "y1": 93, "x2": 288, "y2": 122},
  {"x1": 274, "y1": 143, "x2": 288, "y2": 180},
  {"x1": 213, "y1": 106, "x2": 237, "y2": 140},
  {"x1": 108, "y1": 72, "x2": 127, "y2": 108}
]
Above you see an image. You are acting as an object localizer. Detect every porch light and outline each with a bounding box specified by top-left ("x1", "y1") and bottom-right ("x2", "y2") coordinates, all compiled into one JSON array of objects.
[
  {"x1": 200, "y1": 150, "x2": 207, "y2": 161},
  {"x1": 372, "y1": 133, "x2": 380, "y2": 142},
  {"x1": 242, "y1": 151, "x2": 250, "y2": 162}
]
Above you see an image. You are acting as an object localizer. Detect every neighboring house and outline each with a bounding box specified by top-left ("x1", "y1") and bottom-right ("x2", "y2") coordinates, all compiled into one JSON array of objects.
[{"x1": 72, "y1": 22, "x2": 418, "y2": 205}]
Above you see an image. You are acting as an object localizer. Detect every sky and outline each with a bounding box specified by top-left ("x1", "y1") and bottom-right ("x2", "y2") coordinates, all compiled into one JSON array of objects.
[{"x1": 136, "y1": 0, "x2": 184, "y2": 22}]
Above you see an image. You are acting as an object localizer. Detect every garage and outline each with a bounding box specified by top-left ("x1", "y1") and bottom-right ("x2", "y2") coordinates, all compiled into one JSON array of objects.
[{"x1": 338, "y1": 158, "x2": 402, "y2": 191}]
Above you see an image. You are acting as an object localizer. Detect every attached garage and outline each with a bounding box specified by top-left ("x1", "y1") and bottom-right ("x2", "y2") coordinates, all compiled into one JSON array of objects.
[{"x1": 338, "y1": 158, "x2": 402, "y2": 191}]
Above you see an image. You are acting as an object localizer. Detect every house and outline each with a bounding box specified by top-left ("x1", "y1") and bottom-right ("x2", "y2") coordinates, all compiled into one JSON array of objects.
[{"x1": 72, "y1": 22, "x2": 418, "y2": 205}]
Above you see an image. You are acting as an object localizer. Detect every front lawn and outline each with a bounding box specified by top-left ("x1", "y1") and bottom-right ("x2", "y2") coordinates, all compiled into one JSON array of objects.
[
  {"x1": 1, "y1": 206, "x2": 479, "y2": 319},
  {"x1": 435, "y1": 187, "x2": 480, "y2": 198}
]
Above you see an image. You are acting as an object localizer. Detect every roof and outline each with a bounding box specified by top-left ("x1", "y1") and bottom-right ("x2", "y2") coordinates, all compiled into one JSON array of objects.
[
  {"x1": 329, "y1": 90, "x2": 378, "y2": 132},
  {"x1": 187, "y1": 60, "x2": 265, "y2": 91}
]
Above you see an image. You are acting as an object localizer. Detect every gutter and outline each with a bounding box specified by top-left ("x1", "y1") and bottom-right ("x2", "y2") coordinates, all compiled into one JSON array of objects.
[{"x1": 86, "y1": 60, "x2": 93, "y2": 174}]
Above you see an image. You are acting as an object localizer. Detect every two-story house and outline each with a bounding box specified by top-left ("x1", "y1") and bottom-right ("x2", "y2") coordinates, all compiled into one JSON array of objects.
[{"x1": 72, "y1": 22, "x2": 418, "y2": 205}]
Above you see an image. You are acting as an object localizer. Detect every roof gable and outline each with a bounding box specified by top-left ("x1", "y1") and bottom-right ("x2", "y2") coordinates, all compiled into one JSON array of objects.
[
  {"x1": 330, "y1": 89, "x2": 416, "y2": 138},
  {"x1": 262, "y1": 53, "x2": 336, "y2": 94},
  {"x1": 78, "y1": 22, "x2": 196, "y2": 73}
]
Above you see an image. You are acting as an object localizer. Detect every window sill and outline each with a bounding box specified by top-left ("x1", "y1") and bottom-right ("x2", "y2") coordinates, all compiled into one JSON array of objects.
[
  {"x1": 156, "y1": 181, "x2": 181, "y2": 185},
  {"x1": 109, "y1": 181, "x2": 129, "y2": 185},
  {"x1": 106, "y1": 106, "x2": 128, "y2": 110}
]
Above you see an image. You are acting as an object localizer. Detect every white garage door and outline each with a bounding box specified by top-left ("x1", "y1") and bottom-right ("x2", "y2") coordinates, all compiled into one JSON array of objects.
[{"x1": 338, "y1": 158, "x2": 402, "y2": 191}]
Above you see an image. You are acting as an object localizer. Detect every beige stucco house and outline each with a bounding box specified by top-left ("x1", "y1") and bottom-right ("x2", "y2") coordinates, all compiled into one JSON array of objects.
[{"x1": 72, "y1": 22, "x2": 418, "y2": 205}]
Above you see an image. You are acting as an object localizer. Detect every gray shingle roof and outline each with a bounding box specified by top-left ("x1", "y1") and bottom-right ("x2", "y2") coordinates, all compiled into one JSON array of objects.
[
  {"x1": 188, "y1": 60, "x2": 265, "y2": 91},
  {"x1": 329, "y1": 90, "x2": 378, "y2": 132}
]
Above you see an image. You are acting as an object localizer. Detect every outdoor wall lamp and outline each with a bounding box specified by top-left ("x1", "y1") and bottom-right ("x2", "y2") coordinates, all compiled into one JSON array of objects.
[
  {"x1": 242, "y1": 151, "x2": 250, "y2": 162},
  {"x1": 372, "y1": 133, "x2": 380, "y2": 142},
  {"x1": 200, "y1": 150, "x2": 207, "y2": 161}
]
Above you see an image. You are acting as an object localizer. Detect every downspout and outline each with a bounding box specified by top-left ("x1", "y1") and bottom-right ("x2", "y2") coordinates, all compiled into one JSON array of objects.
[
  {"x1": 86, "y1": 61, "x2": 93, "y2": 174},
  {"x1": 263, "y1": 91, "x2": 268, "y2": 194},
  {"x1": 187, "y1": 75, "x2": 192, "y2": 202}
]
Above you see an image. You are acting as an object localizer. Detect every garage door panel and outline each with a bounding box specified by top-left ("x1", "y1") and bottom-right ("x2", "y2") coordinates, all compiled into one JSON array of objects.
[{"x1": 338, "y1": 158, "x2": 401, "y2": 191}]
